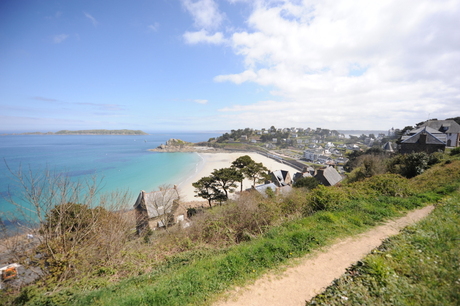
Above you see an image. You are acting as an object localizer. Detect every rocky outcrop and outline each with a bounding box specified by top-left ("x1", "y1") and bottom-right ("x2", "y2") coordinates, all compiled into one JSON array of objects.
[{"x1": 149, "y1": 139, "x2": 227, "y2": 153}]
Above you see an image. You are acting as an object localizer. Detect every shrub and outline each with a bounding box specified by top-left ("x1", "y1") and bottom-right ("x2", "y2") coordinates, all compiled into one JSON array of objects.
[
  {"x1": 450, "y1": 147, "x2": 460, "y2": 156},
  {"x1": 293, "y1": 177, "x2": 319, "y2": 189},
  {"x1": 388, "y1": 152, "x2": 431, "y2": 178},
  {"x1": 364, "y1": 174, "x2": 412, "y2": 197},
  {"x1": 304, "y1": 185, "x2": 349, "y2": 214}
]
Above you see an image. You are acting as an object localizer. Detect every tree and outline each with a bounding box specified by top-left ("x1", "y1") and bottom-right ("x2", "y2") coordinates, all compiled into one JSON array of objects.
[
  {"x1": 211, "y1": 168, "x2": 244, "y2": 199},
  {"x1": 293, "y1": 177, "x2": 319, "y2": 189},
  {"x1": 243, "y1": 162, "x2": 269, "y2": 187},
  {"x1": 388, "y1": 152, "x2": 434, "y2": 178},
  {"x1": 3, "y1": 165, "x2": 132, "y2": 282},
  {"x1": 231, "y1": 155, "x2": 254, "y2": 191},
  {"x1": 192, "y1": 176, "x2": 223, "y2": 207}
]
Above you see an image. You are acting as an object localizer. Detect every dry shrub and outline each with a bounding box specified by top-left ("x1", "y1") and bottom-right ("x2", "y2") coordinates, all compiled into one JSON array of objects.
[
  {"x1": 186, "y1": 192, "x2": 282, "y2": 245},
  {"x1": 346, "y1": 154, "x2": 388, "y2": 183},
  {"x1": 280, "y1": 188, "x2": 310, "y2": 216},
  {"x1": 2, "y1": 166, "x2": 135, "y2": 283}
]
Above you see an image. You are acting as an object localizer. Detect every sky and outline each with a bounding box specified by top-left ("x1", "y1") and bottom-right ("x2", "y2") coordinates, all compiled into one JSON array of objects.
[{"x1": 1, "y1": 0, "x2": 459, "y2": 132}]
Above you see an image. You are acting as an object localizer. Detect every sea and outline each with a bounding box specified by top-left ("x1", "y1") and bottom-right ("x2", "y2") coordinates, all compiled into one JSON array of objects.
[{"x1": 0, "y1": 132, "x2": 222, "y2": 228}]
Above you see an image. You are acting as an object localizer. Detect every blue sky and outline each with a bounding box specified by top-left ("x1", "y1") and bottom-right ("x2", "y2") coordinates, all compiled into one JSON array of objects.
[{"x1": 1, "y1": 0, "x2": 459, "y2": 132}]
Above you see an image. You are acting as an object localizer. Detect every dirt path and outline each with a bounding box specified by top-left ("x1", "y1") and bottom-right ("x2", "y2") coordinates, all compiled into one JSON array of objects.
[{"x1": 214, "y1": 205, "x2": 435, "y2": 306}]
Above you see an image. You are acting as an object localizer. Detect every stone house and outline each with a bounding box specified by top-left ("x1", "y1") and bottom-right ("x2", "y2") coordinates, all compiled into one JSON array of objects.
[
  {"x1": 270, "y1": 170, "x2": 292, "y2": 187},
  {"x1": 413, "y1": 119, "x2": 460, "y2": 147},
  {"x1": 133, "y1": 186, "x2": 180, "y2": 234},
  {"x1": 399, "y1": 127, "x2": 446, "y2": 154},
  {"x1": 314, "y1": 166, "x2": 343, "y2": 186}
]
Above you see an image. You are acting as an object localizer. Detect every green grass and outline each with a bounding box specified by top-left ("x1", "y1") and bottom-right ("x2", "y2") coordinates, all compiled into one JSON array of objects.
[
  {"x1": 7, "y1": 159, "x2": 460, "y2": 305},
  {"x1": 307, "y1": 190, "x2": 460, "y2": 305},
  {"x1": 17, "y1": 193, "x2": 435, "y2": 306}
]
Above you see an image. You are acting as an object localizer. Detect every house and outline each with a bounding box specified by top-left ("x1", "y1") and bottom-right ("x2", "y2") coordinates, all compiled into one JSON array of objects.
[
  {"x1": 270, "y1": 170, "x2": 292, "y2": 187},
  {"x1": 251, "y1": 183, "x2": 292, "y2": 197},
  {"x1": 133, "y1": 186, "x2": 180, "y2": 234},
  {"x1": 304, "y1": 150, "x2": 319, "y2": 162},
  {"x1": 292, "y1": 171, "x2": 313, "y2": 183},
  {"x1": 401, "y1": 126, "x2": 447, "y2": 144},
  {"x1": 399, "y1": 127, "x2": 446, "y2": 154},
  {"x1": 317, "y1": 155, "x2": 331, "y2": 164},
  {"x1": 412, "y1": 119, "x2": 460, "y2": 147},
  {"x1": 382, "y1": 142, "x2": 395, "y2": 153},
  {"x1": 314, "y1": 166, "x2": 343, "y2": 186},
  {"x1": 252, "y1": 183, "x2": 277, "y2": 197}
]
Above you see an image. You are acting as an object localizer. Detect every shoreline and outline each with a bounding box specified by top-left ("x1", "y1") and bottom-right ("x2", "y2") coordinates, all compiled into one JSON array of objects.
[{"x1": 175, "y1": 152, "x2": 300, "y2": 202}]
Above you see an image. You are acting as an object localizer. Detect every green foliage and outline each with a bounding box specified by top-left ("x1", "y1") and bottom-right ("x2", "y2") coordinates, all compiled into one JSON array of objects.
[
  {"x1": 7, "y1": 157, "x2": 460, "y2": 305},
  {"x1": 211, "y1": 167, "x2": 244, "y2": 199},
  {"x1": 215, "y1": 128, "x2": 254, "y2": 142},
  {"x1": 450, "y1": 147, "x2": 460, "y2": 156},
  {"x1": 388, "y1": 152, "x2": 436, "y2": 178},
  {"x1": 43, "y1": 203, "x2": 102, "y2": 234},
  {"x1": 231, "y1": 155, "x2": 254, "y2": 169},
  {"x1": 305, "y1": 185, "x2": 348, "y2": 212},
  {"x1": 307, "y1": 191, "x2": 460, "y2": 306},
  {"x1": 265, "y1": 186, "x2": 275, "y2": 198},
  {"x1": 346, "y1": 154, "x2": 388, "y2": 183},
  {"x1": 192, "y1": 176, "x2": 223, "y2": 207},
  {"x1": 293, "y1": 176, "x2": 319, "y2": 189},
  {"x1": 344, "y1": 148, "x2": 387, "y2": 173},
  {"x1": 352, "y1": 173, "x2": 412, "y2": 197}
]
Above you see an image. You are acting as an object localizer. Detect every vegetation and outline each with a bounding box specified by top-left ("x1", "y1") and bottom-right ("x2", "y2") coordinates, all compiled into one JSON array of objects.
[
  {"x1": 192, "y1": 156, "x2": 269, "y2": 206},
  {"x1": 307, "y1": 190, "x2": 460, "y2": 305},
  {"x1": 2, "y1": 140, "x2": 460, "y2": 305}
]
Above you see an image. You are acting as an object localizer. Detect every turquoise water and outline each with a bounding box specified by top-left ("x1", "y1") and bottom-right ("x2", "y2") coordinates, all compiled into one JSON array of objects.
[{"x1": 0, "y1": 132, "x2": 220, "y2": 222}]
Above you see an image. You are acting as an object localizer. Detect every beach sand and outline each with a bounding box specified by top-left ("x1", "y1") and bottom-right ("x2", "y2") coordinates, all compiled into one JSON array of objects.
[{"x1": 177, "y1": 152, "x2": 299, "y2": 202}]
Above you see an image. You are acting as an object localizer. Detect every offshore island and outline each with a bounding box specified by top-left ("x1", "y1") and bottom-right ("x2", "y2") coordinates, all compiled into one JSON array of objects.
[{"x1": 2, "y1": 129, "x2": 149, "y2": 136}]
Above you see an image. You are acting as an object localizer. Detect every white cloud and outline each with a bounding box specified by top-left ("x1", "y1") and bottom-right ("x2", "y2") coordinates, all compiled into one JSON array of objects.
[
  {"x1": 194, "y1": 99, "x2": 208, "y2": 104},
  {"x1": 84, "y1": 12, "x2": 98, "y2": 26},
  {"x1": 212, "y1": 0, "x2": 460, "y2": 129},
  {"x1": 184, "y1": 30, "x2": 225, "y2": 44},
  {"x1": 182, "y1": 0, "x2": 224, "y2": 30},
  {"x1": 53, "y1": 34, "x2": 69, "y2": 44},
  {"x1": 148, "y1": 22, "x2": 160, "y2": 32}
]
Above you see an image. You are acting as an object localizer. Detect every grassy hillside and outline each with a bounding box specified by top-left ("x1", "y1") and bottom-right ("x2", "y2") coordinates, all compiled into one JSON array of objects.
[
  {"x1": 4, "y1": 157, "x2": 459, "y2": 305},
  {"x1": 307, "y1": 190, "x2": 460, "y2": 305}
]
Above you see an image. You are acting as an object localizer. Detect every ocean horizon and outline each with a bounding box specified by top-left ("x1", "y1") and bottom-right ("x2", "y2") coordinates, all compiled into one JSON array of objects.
[{"x1": 0, "y1": 132, "x2": 222, "y2": 225}]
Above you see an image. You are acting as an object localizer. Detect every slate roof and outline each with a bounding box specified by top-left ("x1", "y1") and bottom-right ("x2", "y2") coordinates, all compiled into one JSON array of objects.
[
  {"x1": 315, "y1": 166, "x2": 343, "y2": 186},
  {"x1": 382, "y1": 142, "x2": 395, "y2": 152},
  {"x1": 134, "y1": 187, "x2": 180, "y2": 219},
  {"x1": 401, "y1": 127, "x2": 445, "y2": 145},
  {"x1": 271, "y1": 170, "x2": 291, "y2": 186},
  {"x1": 418, "y1": 119, "x2": 460, "y2": 134},
  {"x1": 253, "y1": 183, "x2": 278, "y2": 197}
]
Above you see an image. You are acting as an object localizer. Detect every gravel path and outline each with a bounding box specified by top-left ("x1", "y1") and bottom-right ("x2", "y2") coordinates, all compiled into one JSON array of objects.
[{"x1": 214, "y1": 205, "x2": 435, "y2": 306}]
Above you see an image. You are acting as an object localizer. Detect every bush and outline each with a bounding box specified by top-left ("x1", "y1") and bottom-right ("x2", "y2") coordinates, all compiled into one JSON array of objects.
[
  {"x1": 364, "y1": 174, "x2": 412, "y2": 197},
  {"x1": 388, "y1": 152, "x2": 432, "y2": 178},
  {"x1": 293, "y1": 177, "x2": 319, "y2": 189},
  {"x1": 304, "y1": 185, "x2": 349, "y2": 213},
  {"x1": 450, "y1": 147, "x2": 460, "y2": 156}
]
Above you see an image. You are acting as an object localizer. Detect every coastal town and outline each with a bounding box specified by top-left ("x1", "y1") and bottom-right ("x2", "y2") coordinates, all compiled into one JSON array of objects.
[
  {"x1": 138, "y1": 118, "x2": 460, "y2": 232},
  {"x1": 1, "y1": 117, "x2": 460, "y2": 305}
]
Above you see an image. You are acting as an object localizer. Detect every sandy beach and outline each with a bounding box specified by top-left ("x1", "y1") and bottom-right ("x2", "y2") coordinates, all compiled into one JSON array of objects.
[{"x1": 177, "y1": 152, "x2": 299, "y2": 202}]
